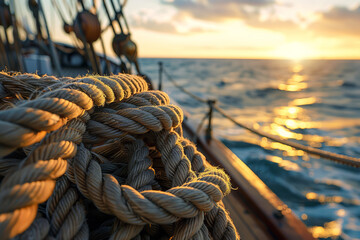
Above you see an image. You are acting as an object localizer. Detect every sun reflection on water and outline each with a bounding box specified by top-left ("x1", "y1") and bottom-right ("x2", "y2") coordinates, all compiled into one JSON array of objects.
[
  {"x1": 305, "y1": 192, "x2": 360, "y2": 205},
  {"x1": 308, "y1": 221, "x2": 342, "y2": 239},
  {"x1": 278, "y1": 82, "x2": 308, "y2": 92},
  {"x1": 266, "y1": 156, "x2": 300, "y2": 171},
  {"x1": 274, "y1": 106, "x2": 303, "y2": 119},
  {"x1": 290, "y1": 97, "x2": 317, "y2": 106},
  {"x1": 220, "y1": 62, "x2": 360, "y2": 239},
  {"x1": 278, "y1": 66, "x2": 308, "y2": 92},
  {"x1": 260, "y1": 137, "x2": 305, "y2": 157},
  {"x1": 292, "y1": 64, "x2": 303, "y2": 73}
]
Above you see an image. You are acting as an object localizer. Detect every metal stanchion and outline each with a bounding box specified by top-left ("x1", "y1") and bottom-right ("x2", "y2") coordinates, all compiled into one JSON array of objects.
[
  {"x1": 158, "y1": 61, "x2": 163, "y2": 90},
  {"x1": 205, "y1": 99, "x2": 216, "y2": 142}
]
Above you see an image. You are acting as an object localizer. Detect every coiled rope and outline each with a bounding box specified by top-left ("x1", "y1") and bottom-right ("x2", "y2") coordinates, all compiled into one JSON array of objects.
[
  {"x1": 0, "y1": 72, "x2": 239, "y2": 240},
  {"x1": 162, "y1": 67, "x2": 360, "y2": 168}
]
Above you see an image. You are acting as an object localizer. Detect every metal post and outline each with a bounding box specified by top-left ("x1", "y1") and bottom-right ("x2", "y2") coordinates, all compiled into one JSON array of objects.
[
  {"x1": 158, "y1": 61, "x2": 163, "y2": 90},
  {"x1": 205, "y1": 99, "x2": 216, "y2": 142}
]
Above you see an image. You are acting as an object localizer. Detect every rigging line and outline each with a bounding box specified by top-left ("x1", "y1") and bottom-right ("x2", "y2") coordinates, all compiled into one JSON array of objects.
[
  {"x1": 109, "y1": 0, "x2": 124, "y2": 33},
  {"x1": 63, "y1": 0, "x2": 76, "y2": 20},
  {"x1": 102, "y1": 0, "x2": 117, "y2": 34},
  {"x1": 117, "y1": 0, "x2": 129, "y2": 33},
  {"x1": 53, "y1": 0, "x2": 82, "y2": 52},
  {"x1": 52, "y1": 0, "x2": 68, "y2": 24},
  {"x1": 163, "y1": 68, "x2": 207, "y2": 104},
  {"x1": 213, "y1": 105, "x2": 360, "y2": 168}
]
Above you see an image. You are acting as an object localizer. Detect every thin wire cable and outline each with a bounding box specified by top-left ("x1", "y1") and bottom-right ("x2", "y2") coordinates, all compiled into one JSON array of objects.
[
  {"x1": 163, "y1": 68, "x2": 207, "y2": 104},
  {"x1": 214, "y1": 105, "x2": 360, "y2": 168}
]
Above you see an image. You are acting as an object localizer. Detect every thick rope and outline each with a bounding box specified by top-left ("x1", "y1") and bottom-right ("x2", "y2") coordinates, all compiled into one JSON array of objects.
[{"x1": 0, "y1": 72, "x2": 238, "y2": 240}]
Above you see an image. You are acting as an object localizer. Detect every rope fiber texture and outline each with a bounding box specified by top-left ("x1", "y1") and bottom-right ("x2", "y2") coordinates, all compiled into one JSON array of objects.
[{"x1": 0, "y1": 72, "x2": 239, "y2": 240}]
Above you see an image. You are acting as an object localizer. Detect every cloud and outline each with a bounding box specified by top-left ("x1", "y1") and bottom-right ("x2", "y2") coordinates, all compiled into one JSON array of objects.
[
  {"x1": 245, "y1": 17, "x2": 301, "y2": 35},
  {"x1": 309, "y1": 5, "x2": 360, "y2": 37},
  {"x1": 131, "y1": 1, "x2": 360, "y2": 42},
  {"x1": 130, "y1": 13, "x2": 213, "y2": 35},
  {"x1": 131, "y1": 17, "x2": 178, "y2": 34},
  {"x1": 161, "y1": 0, "x2": 274, "y2": 22}
]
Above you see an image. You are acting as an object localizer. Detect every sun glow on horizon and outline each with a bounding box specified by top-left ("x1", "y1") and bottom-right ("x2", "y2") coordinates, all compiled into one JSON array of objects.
[{"x1": 272, "y1": 42, "x2": 318, "y2": 60}]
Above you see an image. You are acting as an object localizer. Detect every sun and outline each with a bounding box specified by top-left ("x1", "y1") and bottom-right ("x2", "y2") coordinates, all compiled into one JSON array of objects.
[{"x1": 272, "y1": 42, "x2": 317, "y2": 60}]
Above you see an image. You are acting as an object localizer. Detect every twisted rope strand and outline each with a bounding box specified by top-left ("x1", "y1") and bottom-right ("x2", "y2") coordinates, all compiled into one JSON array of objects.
[{"x1": 0, "y1": 72, "x2": 238, "y2": 239}]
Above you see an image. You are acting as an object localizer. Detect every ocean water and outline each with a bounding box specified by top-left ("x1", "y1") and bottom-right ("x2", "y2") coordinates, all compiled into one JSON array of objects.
[{"x1": 139, "y1": 58, "x2": 360, "y2": 240}]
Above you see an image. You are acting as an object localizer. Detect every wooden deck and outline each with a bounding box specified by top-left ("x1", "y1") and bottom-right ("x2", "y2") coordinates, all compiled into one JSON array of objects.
[{"x1": 182, "y1": 119, "x2": 315, "y2": 240}]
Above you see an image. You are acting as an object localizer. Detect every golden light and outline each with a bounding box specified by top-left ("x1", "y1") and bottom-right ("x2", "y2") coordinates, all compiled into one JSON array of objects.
[
  {"x1": 278, "y1": 82, "x2": 308, "y2": 91},
  {"x1": 290, "y1": 97, "x2": 317, "y2": 106},
  {"x1": 308, "y1": 221, "x2": 342, "y2": 239},
  {"x1": 272, "y1": 42, "x2": 318, "y2": 60},
  {"x1": 292, "y1": 64, "x2": 303, "y2": 73},
  {"x1": 274, "y1": 106, "x2": 302, "y2": 118}
]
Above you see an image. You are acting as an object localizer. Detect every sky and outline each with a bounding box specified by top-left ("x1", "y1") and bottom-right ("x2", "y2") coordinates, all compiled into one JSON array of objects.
[
  {"x1": 26, "y1": 0, "x2": 360, "y2": 59},
  {"x1": 120, "y1": 0, "x2": 360, "y2": 59}
]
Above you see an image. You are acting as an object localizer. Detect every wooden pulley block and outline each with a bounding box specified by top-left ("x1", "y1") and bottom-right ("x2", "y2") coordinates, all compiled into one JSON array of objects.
[
  {"x1": 112, "y1": 33, "x2": 129, "y2": 57},
  {"x1": 64, "y1": 23, "x2": 74, "y2": 34},
  {"x1": 0, "y1": 5, "x2": 11, "y2": 29},
  {"x1": 73, "y1": 11, "x2": 101, "y2": 43},
  {"x1": 124, "y1": 38, "x2": 138, "y2": 63},
  {"x1": 28, "y1": 0, "x2": 38, "y2": 10}
]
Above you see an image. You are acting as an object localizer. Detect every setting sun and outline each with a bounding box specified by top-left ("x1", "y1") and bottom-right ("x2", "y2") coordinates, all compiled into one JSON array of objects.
[{"x1": 272, "y1": 42, "x2": 318, "y2": 60}]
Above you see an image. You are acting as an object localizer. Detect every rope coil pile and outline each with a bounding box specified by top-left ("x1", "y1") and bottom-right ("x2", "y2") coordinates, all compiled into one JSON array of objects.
[{"x1": 0, "y1": 72, "x2": 239, "y2": 240}]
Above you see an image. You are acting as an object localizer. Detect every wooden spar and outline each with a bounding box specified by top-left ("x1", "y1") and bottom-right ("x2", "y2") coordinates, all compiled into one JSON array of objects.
[
  {"x1": 0, "y1": 4, "x2": 11, "y2": 69},
  {"x1": 9, "y1": 0, "x2": 25, "y2": 72},
  {"x1": 38, "y1": 0, "x2": 62, "y2": 75},
  {"x1": 0, "y1": 32, "x2": 8, "y2": 67}
]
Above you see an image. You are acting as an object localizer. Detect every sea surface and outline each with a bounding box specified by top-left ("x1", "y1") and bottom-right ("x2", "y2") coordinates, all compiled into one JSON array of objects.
[{"x1": 140, "y1": 58, "x2": 360, "y2": 240}]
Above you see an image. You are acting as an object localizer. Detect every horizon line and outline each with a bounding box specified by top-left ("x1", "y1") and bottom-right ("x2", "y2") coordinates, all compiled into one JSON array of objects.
[{"x1": 139, "y1": 56, "x2": 360, "y2": 61}]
